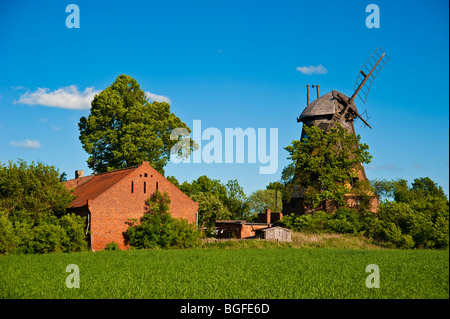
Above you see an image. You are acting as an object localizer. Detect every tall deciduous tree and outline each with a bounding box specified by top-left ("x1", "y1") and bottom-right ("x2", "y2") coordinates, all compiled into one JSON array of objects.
[{"x1": 79, "y1": 74, "x2": 194, "y2": 174}]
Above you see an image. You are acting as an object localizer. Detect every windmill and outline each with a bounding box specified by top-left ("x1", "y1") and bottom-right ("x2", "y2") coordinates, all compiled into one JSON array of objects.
[
  {"x1": 297, "y1": 47, "x2": 389, "y2": 137},
  {"x1": 285, "y1": 48, "x2": 389, "y2": 215}
]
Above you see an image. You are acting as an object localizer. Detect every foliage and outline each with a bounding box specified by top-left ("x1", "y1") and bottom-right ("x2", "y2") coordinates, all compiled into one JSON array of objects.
[
  {"x1": 0, "y1": 160, "x2": 87, "y2": 254},
  {"x1": 190, "y1": 192, "x2": 231, "y2": 236},
  {"x1": 104, "y1": 242, "x2": 120, "y2": 251},
  {"x1": 78, "y1": 74, "x2": 195, "y2": 174},
  {"x1": 278, "y1": 208, "x2": 363, "y2": 235},
  {"x1": 283, "y1": 124, "x2": 372, "y2": 209},
  {"x1": 0, "y1": 159, "x2": 74, "y2": 223},
  {"x1": 278, "y1": 177, "x2": 449, "y2": 249},
  {"x1": 125, "y1": 191, "x2": 201, "y2": 249},
  {"x1": 223, "y1": 179, "x2": 249, "y2": 219},
  {"x1": 166, "y1": 175, "x2": 180, "y2": 189},
  {"x1": 247, "y1": 189, "x2": 283, "y2": 216},
  {"x1": 180, "y1": 175, "x2": 249, "y2": 222}
]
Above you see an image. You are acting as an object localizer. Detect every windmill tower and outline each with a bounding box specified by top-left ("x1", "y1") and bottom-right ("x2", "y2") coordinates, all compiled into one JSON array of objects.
[{"x1": 286, "y1": 48, "x2": 389, "y2": 214}]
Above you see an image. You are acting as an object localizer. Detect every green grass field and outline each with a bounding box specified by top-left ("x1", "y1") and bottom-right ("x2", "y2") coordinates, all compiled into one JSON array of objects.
[{"x1": 1, "y1": 246, "x2": 448, "y2": 299}]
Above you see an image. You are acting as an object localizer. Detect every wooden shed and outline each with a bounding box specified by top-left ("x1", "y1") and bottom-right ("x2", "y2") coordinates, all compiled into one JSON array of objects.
[{"x1": 254, "y1": 226, "x2": 291, "y2": 242}]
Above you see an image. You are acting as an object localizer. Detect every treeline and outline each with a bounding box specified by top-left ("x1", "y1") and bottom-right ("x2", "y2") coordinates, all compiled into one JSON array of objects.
[
  {"x1": 278, "y1": 177, "x2": 449, "y2": 249},
  {"x1": 1, "y1": 159, "x2": 448, "y2": 254},
  {"x1": 0, "y1": 160, "x2": 87, "y2": 254}
]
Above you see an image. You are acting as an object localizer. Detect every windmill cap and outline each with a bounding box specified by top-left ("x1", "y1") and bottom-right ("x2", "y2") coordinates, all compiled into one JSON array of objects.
[{"x1": 299, "y1": 90, "x2": 358, "y2": 121}]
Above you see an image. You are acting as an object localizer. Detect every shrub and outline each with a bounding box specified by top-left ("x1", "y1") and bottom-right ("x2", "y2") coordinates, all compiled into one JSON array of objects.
[
  {"x1": 27, "y1": 224, "x2": 66, "y2": 254},
  {"x1": 59, "y1": 214, "x2": 88, "y2": 252},
  {"x1": 0, "y1": 160, "x2": 88, "y2": 254},
  {"x1": 279, "y1": 178, "x2": 448, "y2": 249},
  {"x1": 125, "y1": 191, "x2": 201, "y2": 249},
  {"x1": 104, "y1": 242, "x2": 120, "y2": 251},
  {"x1": 0, "y1": 213, "x2": 18, "y2": 254}
]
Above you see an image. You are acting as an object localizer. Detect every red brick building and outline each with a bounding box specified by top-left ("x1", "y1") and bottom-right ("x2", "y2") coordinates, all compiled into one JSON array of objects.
[
  {"x1": 65, "y1": 161, "x2": 198, "y2": 251},
  {"x1": 215, "y1": 220, "x2": 269, "y2": 239},
  {"x1": 215, "y1": 209, "x2": 281, "y2": 239}
]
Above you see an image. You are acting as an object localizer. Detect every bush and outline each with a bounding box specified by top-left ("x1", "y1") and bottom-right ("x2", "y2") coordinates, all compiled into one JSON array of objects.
[
  {"x1": 0, "y1": 160, "x2": 88, "y2": 254},
  {"x1": 125, "y1": 191, "x2": 201, "y2": 249},
  {"x1": 278, "y1": 179, "x2": 449, "y2": 249},
  {"x1": 27, "y1": 224, "x2": 66, "y2": 254},
  {"x1": 0, "y1": 213, "x2": 18, "y2": 254},
  {"x1": 104, "y1": 242, "x2": 120, "y2": 251}
]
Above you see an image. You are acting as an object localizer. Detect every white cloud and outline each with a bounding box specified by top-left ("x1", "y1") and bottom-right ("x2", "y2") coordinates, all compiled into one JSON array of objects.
[
  {"x1": 51, "y1": 125, "x2": 61, "y2": 131},
  {"x1": 296, "y1": 64, "x2": 328, "y2": 75},
  {"x1": 413, "y1": 163, "x2": 422, "y2": 169},
  {"x1": 145, "y1": 91, "x2": 171, "y2": 104},
  {"x1": 14, "y1": 85, "x2": 171, "y2": 109},
  {"x1": 366, "y1": 164, "x2": 403, "y2": 171},
  {"x1": 14, "y1": 85, "x2": 99, "y2": 110},
  {"x1": 10, "y1": 139, "x2": 42, "y2": 149}
]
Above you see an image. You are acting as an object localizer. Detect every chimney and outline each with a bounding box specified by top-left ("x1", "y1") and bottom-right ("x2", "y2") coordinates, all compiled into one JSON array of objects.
[
  {"x1": 75, "y1": 170, "x2": 84, "y2": 179},
  {"x1": 306, "y1": 84, "x2": 310, "y2": 105},
  {"x1": 266, "y1": 208, "x2": 271, "y2": 224}
]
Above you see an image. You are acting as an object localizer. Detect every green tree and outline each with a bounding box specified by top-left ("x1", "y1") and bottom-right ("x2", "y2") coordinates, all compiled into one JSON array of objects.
[
  {"x1": 0, "y1": 160, "x2": 87, "y2": 254},
  {"x1": 248, "y1": 189, "x2": 283, "y2": 216},
  {"x1": 224, "y1": 179, "x2": 249, "y2": 219},
  {"x1": 78, "y1": 74, "x2": 195, "y2": 174},
  {"x1": 0, "y1": 159, "x2": 74, "y2": 223},
  {"x1": 369, "y1": 177, "x2": 449, "y2": 248},
  {"x1": 190, "y1": 192, "x2": 231, "y2": 236},
  {"x1": 181, "y1": 175, "x2": 228, "y2": 201},
  {"x1": 177, "y1": 175, "x2": 251, "y2": 235},
  {"x1": 284, "y1": 124, "x2": 372, "y2": 210},
  {"x1": 166, "y1": 176, "x2": 180, "y2": 189},
  {"x1": 125, "y1": 191, "x2": 201, "y2": 249}
]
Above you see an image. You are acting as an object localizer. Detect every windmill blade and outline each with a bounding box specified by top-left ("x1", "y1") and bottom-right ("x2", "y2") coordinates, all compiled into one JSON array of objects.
[
  {"x1": 352, "y1": 109, "x2": 372, "y2": 129},
  {"x1": 351, "y1": 48, "x2": 389, "y2": 104},
  {"x1": 359, "y1": 109, "x2": 371, "y2": 128}
]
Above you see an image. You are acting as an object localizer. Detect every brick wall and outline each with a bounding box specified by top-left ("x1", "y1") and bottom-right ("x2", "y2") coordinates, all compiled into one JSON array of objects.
[
  {"x1": 215, "y1": 221, "x2": 270, "y2": 239},
  {"x1": 88, "y1": 162, "x2": 198, "y2": 251}
]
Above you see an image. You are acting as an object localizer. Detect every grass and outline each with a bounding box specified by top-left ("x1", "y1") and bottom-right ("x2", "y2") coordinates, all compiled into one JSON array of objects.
[
  {"x1": 201, "y1": 232, "x2": 382, "y2": 250},
  {"x1": 1, "y1": 241, "x2": 448, "y2": 299}
]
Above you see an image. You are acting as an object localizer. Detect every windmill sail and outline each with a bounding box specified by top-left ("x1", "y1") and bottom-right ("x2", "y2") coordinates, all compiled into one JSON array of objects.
[{"x1": 353, "y1": 47, "x2": 389, "y2": 104}]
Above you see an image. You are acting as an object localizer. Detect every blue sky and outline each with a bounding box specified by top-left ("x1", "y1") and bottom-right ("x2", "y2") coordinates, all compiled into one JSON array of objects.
[{"x1": 0, "y1": 0, "x2": 448, "y2": 196}]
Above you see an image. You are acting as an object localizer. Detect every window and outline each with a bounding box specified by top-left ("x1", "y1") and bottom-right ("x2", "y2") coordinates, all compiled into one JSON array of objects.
[
  {"x1": 131, "y1": 181, "x2": 134, "y2": 193},
  {"x1": 156, "y1": 182, "x2": 159, "y2": 190},
  {"x1": 144, "y1": 173, "x2": 148, "y2": 177},
  {"x1": 144, "y1": 182, "x2": 146, "y2": 194}
]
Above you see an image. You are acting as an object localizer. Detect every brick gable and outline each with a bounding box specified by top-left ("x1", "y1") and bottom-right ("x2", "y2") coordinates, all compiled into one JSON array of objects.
[{"x1": 66, "y1": 162, "x2": 198, "y2": 251}]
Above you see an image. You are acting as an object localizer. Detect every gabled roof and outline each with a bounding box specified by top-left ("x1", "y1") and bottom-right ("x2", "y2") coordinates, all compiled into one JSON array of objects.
[
  {"x1": 299, "y1": 90, "x2": 358, "y2": 121},
  {"x1": 65, "y1": 166, "x2": 138, "y2": 208}
]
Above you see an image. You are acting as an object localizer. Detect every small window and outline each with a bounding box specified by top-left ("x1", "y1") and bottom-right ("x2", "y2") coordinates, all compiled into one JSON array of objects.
[
  {"x1": 144, "y1": 173, "x2": 148, "y2": 177},
  {"x1": 131, "y1": 181, "x2": 134, "y2": 193},
  {"x1": 144, "y1": 182, "x2": 146, "y2": 194},
  {"x1": 156, "y1": 182, "x2": 159, "y2": 190}
]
